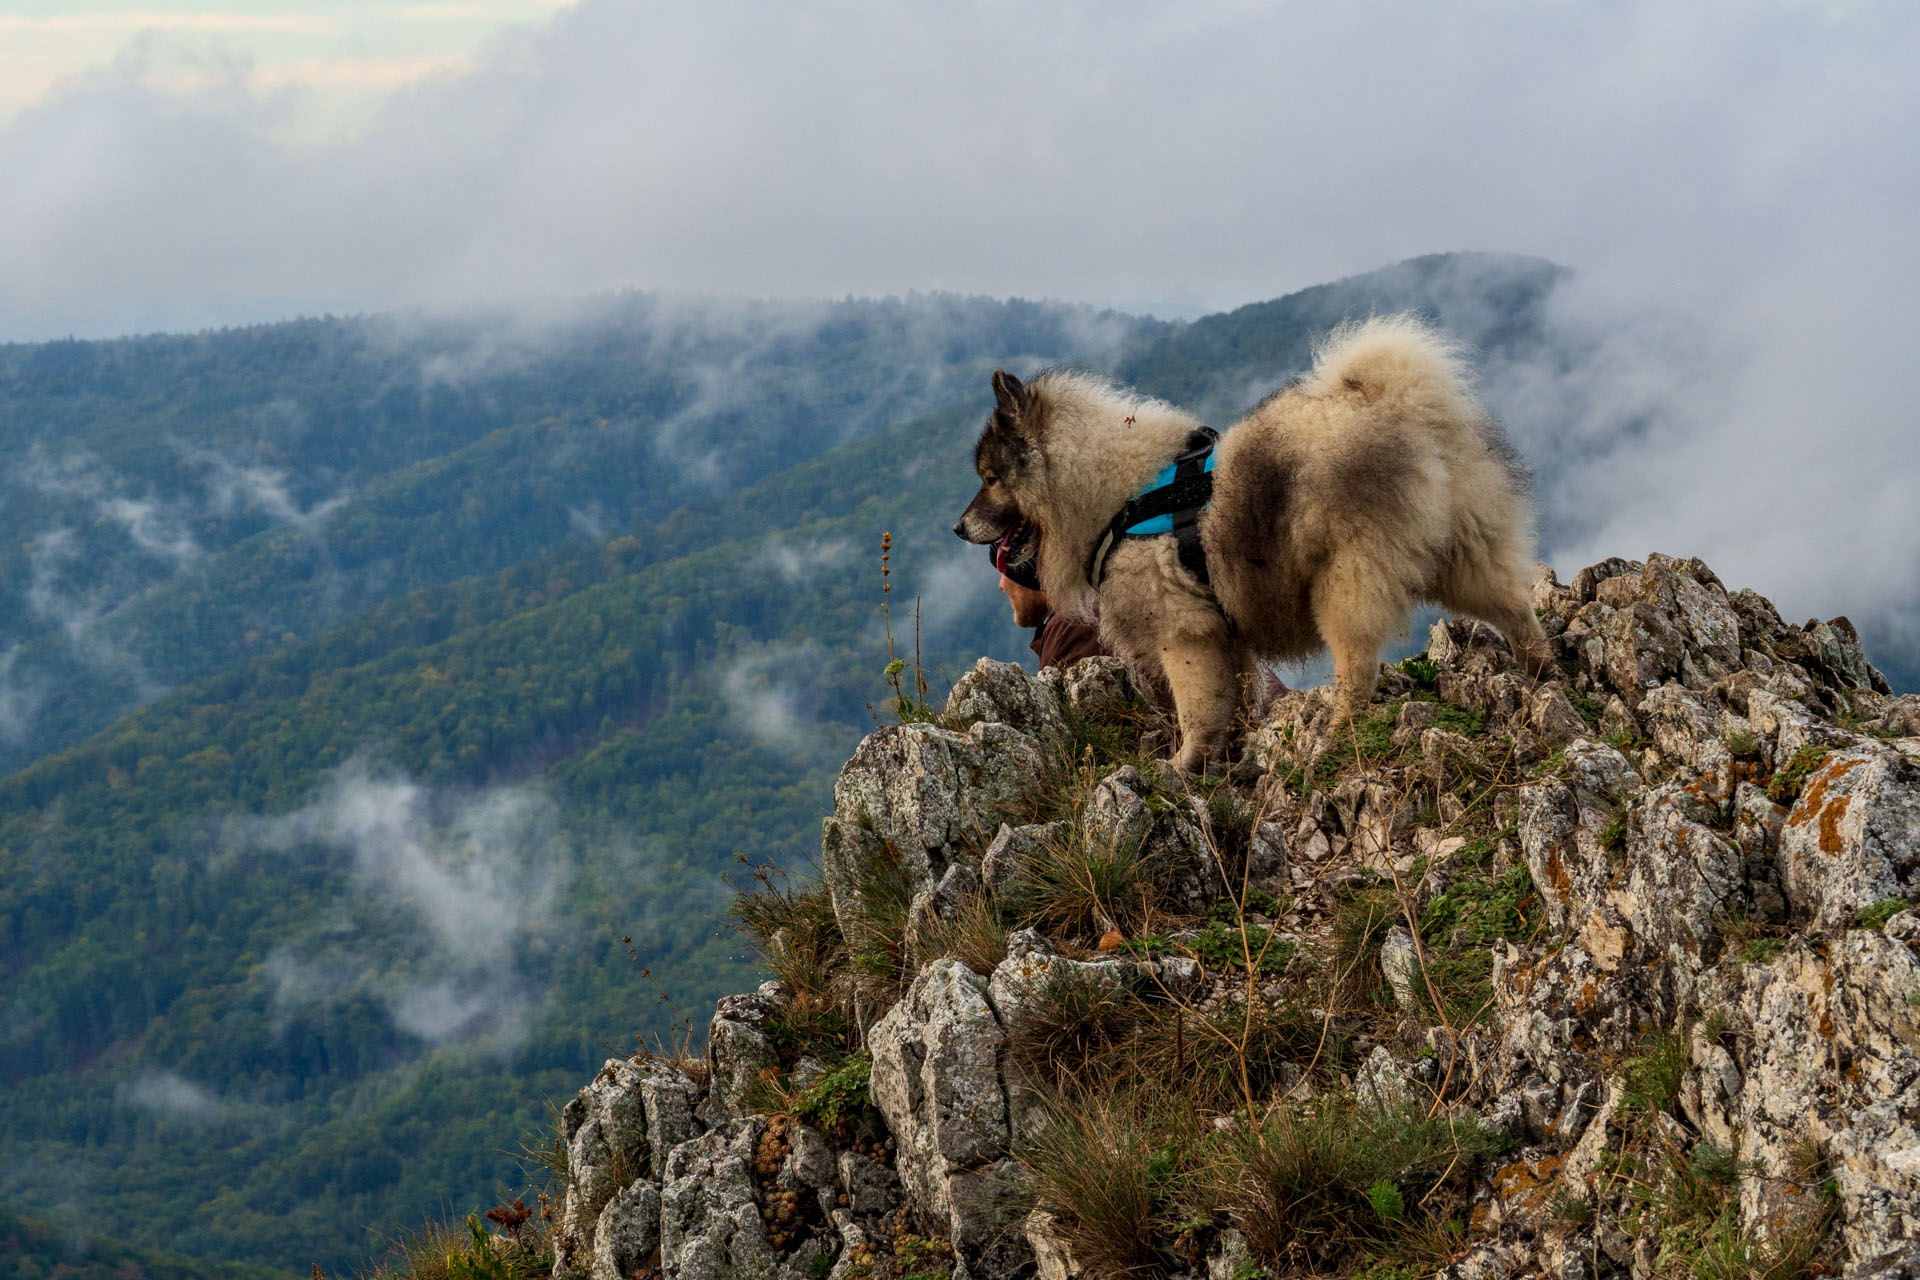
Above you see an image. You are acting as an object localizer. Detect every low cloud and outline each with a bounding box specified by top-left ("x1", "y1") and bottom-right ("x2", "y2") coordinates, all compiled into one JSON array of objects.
[
  {"x1": 119, "y1": 1071, "x2": 230, "y2": 1124},
  {"x1": 916, "y1": 543, "x2": 1002, "y2": 638},
  {"x1": 227, "y1": 758, "x2": 571, "y2": 1055},
  {"x1": 720, "y1": 641, "x2": 850, "y2": 760},
  {"x1": 759, "y1": 535, "x2": 852, "y2": 585}
]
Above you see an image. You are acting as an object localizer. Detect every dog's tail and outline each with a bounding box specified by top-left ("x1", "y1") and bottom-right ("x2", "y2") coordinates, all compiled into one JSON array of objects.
[{"x1": 1306, "y1": 312, "x2": 1483, "y2": 426}]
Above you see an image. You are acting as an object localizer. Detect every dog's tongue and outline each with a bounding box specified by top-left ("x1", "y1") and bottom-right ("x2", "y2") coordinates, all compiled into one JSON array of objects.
[{"x1": 991, "y1": 520, "x2": 1041, "y2": 589}]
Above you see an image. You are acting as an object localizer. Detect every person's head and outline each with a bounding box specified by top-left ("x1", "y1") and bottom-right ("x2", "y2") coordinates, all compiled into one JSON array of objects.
[{"x1": 999, "y1": 574, "x2": 1051, "y2": 628}]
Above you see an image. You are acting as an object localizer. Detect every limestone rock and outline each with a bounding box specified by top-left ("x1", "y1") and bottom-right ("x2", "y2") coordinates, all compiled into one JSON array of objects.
[
  {"x1": 1026, "y1": 1210, "x2": 1084, "y2": 1280},
  {"x1": 1037, "y1": 655, "x2": 1146, "y2": 724},
  {"x1": 554, "y1": 1059, "x2": 656, "y2": 1280},
  {"x1": 820, "y1": 720, "x2": 1047, "y2": 934},
  {"x1": 947, "y1": 657, "x2": 1069, "y2": 753},
  {"x1": 659, "y1": 1120, "x2": 782, "y2": 1280},
  {"x1": 1775, "y1": 748, "x2": 1920, "y2": 931},
  {"x1": 589, "y1": 1180, "x2": 661, "y2": 1280},
  {"x1": 866, "y1": 960, "x2": 1025, "y2": 1273},
  {"x1": 705, "y1": 985, "x2": 785, "y2": 1123}
]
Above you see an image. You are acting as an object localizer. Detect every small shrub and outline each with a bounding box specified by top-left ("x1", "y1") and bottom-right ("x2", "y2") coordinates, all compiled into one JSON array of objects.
[
  {"x1": 1019, "y1": 1089, "x2": 1199, "y2": 1279},
  {"x1": 731, "y1": 863, "x2": 850, "y2": 1057},
  {"x1": 1689, "y1": 1141, "x2": 1744, "y2": 1187},
  {"x1": 1002, "y1": 971, "x2": 1141, "y2": 1089},
  {"x1": 1856, "y1": 896, "x2": 1908, "y2": 931},
  {"x1": 915, "y1": 890, "x2": 1010, "y2": 974},
  {"x1": 1010, "y1": 829, "x2": 1160, "y2": 939},
  {"x1": 1768, "y1": 745, "x2": 1832, "y2": 805},
  {"x1": 1722, "y1": 727, "x2": 1763, "y2": 758},
  {"x1": 1205, "y1": 1099, "x2": 1509, "y2": 1266},
  {"x1": 1399, "y1": 654, "x2": 1440, "y2": 691},
  {"x1": 839, "y1": 841, "x2": 918, "y2": 1015},
  {"x1": 1332, "y1": 886, "x2": 1400, "y2": 1010},
  {"x1": 794, "y1": 1052, "x2": 871, "y2": 1136},
  {"x1": 1366, "y1": 1179, "x2": 1405, "y2": 1221}
]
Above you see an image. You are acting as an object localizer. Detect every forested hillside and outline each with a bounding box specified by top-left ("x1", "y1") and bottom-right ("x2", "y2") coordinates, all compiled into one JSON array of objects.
[
  {"x1": 2, "y1": 253, "x2": 1902, "y2": 1275},
  {"x1": 0, "y1": 294, "x2": 1146, "y2": 775}
]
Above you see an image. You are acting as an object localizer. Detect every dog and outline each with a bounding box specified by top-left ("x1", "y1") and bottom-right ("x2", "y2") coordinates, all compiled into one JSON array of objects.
[{"x1": 953, "y1": 313, "x2": 1550, "y2": 772}]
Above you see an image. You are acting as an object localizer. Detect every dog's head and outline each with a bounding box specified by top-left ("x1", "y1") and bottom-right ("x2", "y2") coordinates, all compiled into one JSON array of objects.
[{"x1": 953, "y1": 369, "x2": 1038, "y2": 545}]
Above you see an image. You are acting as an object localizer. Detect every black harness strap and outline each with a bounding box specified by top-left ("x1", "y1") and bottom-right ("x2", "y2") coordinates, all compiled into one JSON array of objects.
[{"x1": 1086, "y1": 427, "x2": 1219, "y2": 589}]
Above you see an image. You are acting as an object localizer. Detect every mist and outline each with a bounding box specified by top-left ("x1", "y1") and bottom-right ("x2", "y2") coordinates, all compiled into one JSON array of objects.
[{"x1": 226, "y1": 758, "x2": 572, "y2": 1055}]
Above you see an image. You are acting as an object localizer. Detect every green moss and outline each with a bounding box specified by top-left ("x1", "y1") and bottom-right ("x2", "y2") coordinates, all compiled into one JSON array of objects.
[{"x1": 1569, "y1": 692, "x2": 1604, "y2": 731}]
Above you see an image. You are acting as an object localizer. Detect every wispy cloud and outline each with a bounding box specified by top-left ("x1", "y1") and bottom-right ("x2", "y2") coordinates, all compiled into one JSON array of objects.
[
  {"x1": 226, "y1": 758, "x2": 571, "y2": 1054},
  {"x1": 758, "y1": 535, "x2": 852, "y2": 585},
  {"x1": 720, "y1": 641, "x2": 853, "y2": 761}
]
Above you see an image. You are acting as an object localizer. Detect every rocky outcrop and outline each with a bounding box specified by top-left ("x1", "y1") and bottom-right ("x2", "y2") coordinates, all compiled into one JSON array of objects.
[{"x1": 545, "y1": 555, "x2": 1920, "y2": 1280}]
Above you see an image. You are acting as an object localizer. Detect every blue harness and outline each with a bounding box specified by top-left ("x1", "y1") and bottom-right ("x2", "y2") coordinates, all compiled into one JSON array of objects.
[{"x1": 1086, "y1": 426, "x2": 1219, "y2": 588}]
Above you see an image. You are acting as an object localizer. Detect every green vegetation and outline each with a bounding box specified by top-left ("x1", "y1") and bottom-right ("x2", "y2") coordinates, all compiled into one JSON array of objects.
[
  {"x1": 1768, "y1": 745, "x2": 1833, "y2": 804},
  {"x1": 795, "y1": 1053, "x2": 873, "y2": 1136},
  {"x1": 0, "y1": 1207, "x2": 283, "y2": 1280},
  {"x1": 1856, "y1": 896, "x2": 1910, "y2": 931},
  {"x1": 1622, "y1": 1028, "x2": 1692, "y2": 1116}
]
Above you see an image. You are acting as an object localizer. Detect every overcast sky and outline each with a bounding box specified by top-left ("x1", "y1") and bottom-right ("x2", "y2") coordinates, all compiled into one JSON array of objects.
[{"x1": 2, "y1": 0, "x2": 1917, "y2": 652}]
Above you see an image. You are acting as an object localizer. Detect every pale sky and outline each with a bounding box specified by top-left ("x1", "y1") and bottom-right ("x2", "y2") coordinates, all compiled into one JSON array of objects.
[
  {"x1": 1, "y1": 0, "x2": 1917, "y2": 654},
  {"x1": 0, "y1": 1, "x2": 575, "y2": 136}
]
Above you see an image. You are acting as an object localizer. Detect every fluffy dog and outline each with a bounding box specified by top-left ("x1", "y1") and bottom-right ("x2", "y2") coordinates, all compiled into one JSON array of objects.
[{"x1": 953, "y1": 313, "x2": 1549, "y2": 771}]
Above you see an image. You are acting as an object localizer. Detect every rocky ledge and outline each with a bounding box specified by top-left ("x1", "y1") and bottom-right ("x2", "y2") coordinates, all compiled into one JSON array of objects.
[{"x1": 542, "y1": 553, "x2": 1919, "y2": 1280}]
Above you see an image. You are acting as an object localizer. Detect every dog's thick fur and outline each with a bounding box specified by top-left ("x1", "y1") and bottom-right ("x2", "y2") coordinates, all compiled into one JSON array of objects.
[{"x1": 954, "y1": 313, "x2": 1550, "y2": 771}]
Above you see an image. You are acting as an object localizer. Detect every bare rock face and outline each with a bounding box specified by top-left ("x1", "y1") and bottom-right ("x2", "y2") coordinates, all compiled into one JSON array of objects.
[
  {"x1": 946, "y1": 656, "x2": 1070, "y2": 753},
  {"x1": 553, "y1": 1057, "x2": 706, "y2": 1280},
  {"x1": 589, "y1": 1180, "x2": 661, "y2": 1280},
  {"x1": 705, "y1": 983, "x2": 785, "y2": 1124},
  {"x1": 820, "y1": 718, "x2": 1047, "y2": 941},
  {"x1": 866, "y1": 959, "x2": 1025, "y2": 1276},
  {"x1": 1775, "y1": 748, "x2": 1920, "y2": 931},
  {"x1": 659, "y1": 1120, "x2": 782, "y2": 1280}
]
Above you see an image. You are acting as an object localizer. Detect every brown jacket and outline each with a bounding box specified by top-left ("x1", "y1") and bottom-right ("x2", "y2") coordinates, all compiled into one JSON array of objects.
[{"x1": 1029, "y1": 612, "x2": 1106, "y2": 671}]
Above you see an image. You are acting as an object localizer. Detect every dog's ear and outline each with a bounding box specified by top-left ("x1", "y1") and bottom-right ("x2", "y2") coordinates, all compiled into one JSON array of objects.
[{"x1": 991, "y1": 369, "x2": 1027, "y2": 423}]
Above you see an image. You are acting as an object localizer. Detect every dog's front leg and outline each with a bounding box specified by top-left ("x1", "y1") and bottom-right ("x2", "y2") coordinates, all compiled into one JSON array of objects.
[{"x1": 1159, "y1": 636, "x2": 1241, "y2": 774}]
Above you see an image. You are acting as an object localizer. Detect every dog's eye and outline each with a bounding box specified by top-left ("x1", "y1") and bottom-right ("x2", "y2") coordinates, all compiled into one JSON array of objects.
[{"x1": 982, "y1": 473, "x2": 1000, "y2": 487}]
